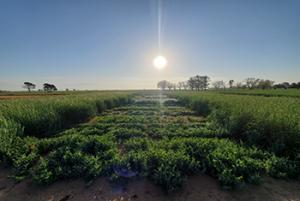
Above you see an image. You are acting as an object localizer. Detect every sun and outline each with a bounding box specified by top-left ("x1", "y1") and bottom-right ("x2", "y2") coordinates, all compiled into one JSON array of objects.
[{"x1": 153, "y1": 56, "x2": 167, "y2": 70}]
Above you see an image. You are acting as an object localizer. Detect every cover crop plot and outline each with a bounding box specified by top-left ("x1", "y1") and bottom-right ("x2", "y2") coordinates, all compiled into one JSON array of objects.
[{"x1": 1, "y1": 92, "x2": 297, "y2": 192}]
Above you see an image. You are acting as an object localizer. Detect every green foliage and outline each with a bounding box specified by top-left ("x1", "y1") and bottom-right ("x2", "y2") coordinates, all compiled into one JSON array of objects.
[
  {"x1": 0, "y1": 117, "x2": 25, "y2": 163},
  {"x1": 153, "y1": 162, "x2": 184, "y2": 192},
  {"x1": 33, "y1": 134, "x2": 118, "y2": 184},
  {"x1": 1, "y1": 91, "x2": 299, "y2": 192},
  {"x1": 172, "y1": 91, "x2": 300, "y2": 159},
  {"x1": 219, "y1": 89, "x2": 300, "y2": 98},
  {"x1": 111, "y1": 128, "x2": 146, "y2": 140},
  {"x1": 265, "y1": 156, "x2": 300, "y2": 179},
  {"x1": 0, "y1": 92, "x2": 133, "y2": 137}
]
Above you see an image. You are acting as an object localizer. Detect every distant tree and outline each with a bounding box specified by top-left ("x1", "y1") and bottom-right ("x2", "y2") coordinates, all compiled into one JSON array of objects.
[
  {"x1": 257, "y1": 79, "x2": 274, "y2": 89},
  {"x1": 177, "y1": 81, "x2": 185, "y2": 90},
  {"x1": 177, "y1": 82, "x2": 182, "y2": 90},
  {"x1": 167, "y1": 82, "x2": 173, "y2": 91},
  {"x1": 188, "y1": 77, "x2": 196, "y2": 90},
  {"x1": 273, "y1": 82, "x2": 290, "y2": 89},
  {"x1": 201, "y1": 76, "x2": 210, "y2": 90},
  {"x1": 273, "y1": 83, "x2": 285, "y2": 89},
  {"x1": 44, "y1": 83, "x2": 51, "y2": 91},
  {"x1": 187, "y1": 75, "x2": 210, "y2": 91},
  {"x1": 290, "y1": 83, "x2": 297, "y2": 88},
  {"x1": 282, "y1": 82, "x2": 290, "y2": 89},
  {"x1": 182, "y1": 81, "x2": 189, "y2": 90},
  {"x1": 52, "y1": 85, "x2": 57, "y2": 91},
  {"x1": 229, "y1": 80, "x2": 234, "y2": 88},
  {"x1": 245, "y1": 78, "x2": 260, "y2": 89},
  {"x1": 157, "y1": 80, "x2": 168, "y2": 90},
  {"x1": 23, "y1": 82, "x2": 36, "y2": 92},
  {"x1": 212, "y1": 80, "x2": 226, "y2": 90},
  {"x1": 236, "y1": 82, "x2": 244, "y2": 89},
  {"x1": 289, "y1": 82, "x2": 300, "y2": 89},
  {"x1": 43, "y1": 83, "x2": 57, "y2": 92},
  {"x1": 172, "y1": 83, "x2": 177, "y2": 91},
  {"x1": 194, "y1": 75, "x2": 202, "y2": 91}
]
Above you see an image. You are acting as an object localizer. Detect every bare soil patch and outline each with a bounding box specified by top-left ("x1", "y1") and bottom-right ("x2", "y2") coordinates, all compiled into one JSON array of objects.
[{"x1": 1, "y1": 167, "x2": 299, "y2": 201}]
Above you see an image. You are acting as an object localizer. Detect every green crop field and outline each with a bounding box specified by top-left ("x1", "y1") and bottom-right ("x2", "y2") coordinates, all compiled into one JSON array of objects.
[
  {"x1": 216, "y1": 89, "x2": 300, "y2": 98},
  {"x1": 0, "y1": 90, "x2": 299, "y2": 193}
]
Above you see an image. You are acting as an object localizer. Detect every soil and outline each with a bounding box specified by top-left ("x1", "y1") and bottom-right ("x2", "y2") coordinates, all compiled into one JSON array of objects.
[{"x1": 1, "y1": 167, "x2": 300, "y2": 201}]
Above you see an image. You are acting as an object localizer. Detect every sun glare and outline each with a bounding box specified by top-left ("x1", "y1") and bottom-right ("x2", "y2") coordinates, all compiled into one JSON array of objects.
[{"x1": 153, "y1": 56, "x2": 167, "y2": 70}]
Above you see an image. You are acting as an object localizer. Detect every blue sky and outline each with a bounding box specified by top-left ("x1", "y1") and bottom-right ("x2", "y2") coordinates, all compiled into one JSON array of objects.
[{"x1": 0, "y1": 0, "x2": 299, "y2": 90}]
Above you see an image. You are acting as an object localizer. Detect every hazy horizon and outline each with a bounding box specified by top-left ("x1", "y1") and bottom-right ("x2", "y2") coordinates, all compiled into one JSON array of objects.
[{"x1": 1, "y1": 0, "x2": 300, "y2": 91}]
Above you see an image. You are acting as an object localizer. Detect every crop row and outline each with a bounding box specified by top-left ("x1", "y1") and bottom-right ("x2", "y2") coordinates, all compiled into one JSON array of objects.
[
  {"x1": 1, "y1": 102, "x2": 298, "y2": 192},
  {"x1": 0, "y1": 92, "x2": 133, "y2": 176},
  {"x1": 0, "y1": 91, "x2": 133, "y2": 137},
  {"x1": 218, "y1": 89, "x2": 300, "y2": 98},
  {"x1": 170, "y1": 91, "x2": 300, "y2": 160}
]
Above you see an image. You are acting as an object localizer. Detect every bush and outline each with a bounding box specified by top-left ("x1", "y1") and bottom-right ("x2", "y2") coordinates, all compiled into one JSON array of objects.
[{"x1": 33, "y1": 147, "x2": 103, "y2": 184}]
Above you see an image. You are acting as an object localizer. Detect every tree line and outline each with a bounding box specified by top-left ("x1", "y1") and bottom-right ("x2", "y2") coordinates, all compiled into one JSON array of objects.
[
  {"x1": 157, "y1": 75, "x2": 210, "y2": 91},
  {"x1": 23, "y1": 82, "x2": 58, "y2": 92},
  {"x1": 157, "y1": 76, "x2": 300, "y2": 90}
]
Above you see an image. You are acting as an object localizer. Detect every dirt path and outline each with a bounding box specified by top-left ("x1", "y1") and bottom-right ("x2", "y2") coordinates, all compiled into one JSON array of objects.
[{"x1": 1, "y1": 166, "x2": 300, "y2": 201}]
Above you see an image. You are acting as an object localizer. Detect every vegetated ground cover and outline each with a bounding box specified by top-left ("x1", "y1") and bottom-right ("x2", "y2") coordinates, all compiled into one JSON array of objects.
[
  {"x1": 0, "y1": 91, "x2": 133, "y2": 136},
  {"x1": 170, "y1": 91, "x2": 300, "y2": 175},
  {"x1": 217, "y1": 89, "x2": 300, "y2": 98},
  {"x1": 0, "y1": 90, "x2": 122, "y2": 99},
  {"x1": 0, "y1": 91, "x2": 69, "y2": 99},
  {"x1": 0, "y1": 91, "x2": 298, "y2": 195},
  {"x1": 171, "y1": 91, "x2": 300, "y2": 158},
  {"x1": 0, "y1": 91, "x2": 133, "y2": 179}
]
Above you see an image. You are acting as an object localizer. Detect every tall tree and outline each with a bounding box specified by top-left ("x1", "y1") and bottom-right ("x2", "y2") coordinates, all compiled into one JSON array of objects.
[
  {"x1": 194, "y1": 75, "x2": 202, "y2": 91},
  {"x1": 187, "y1": 75, "x2": 210, "y2": 91},
  {"x1": 200, "y1": 76, "x2": 210, "y2": 90},
  {"x1": 236, "y1": 82, "x2": 244, "y2": 89},
  {"x1": 182, "y1": 81, "x2": 189, "y2": 90},
  {"x1": 177, "y1": 81, "x2": 186, "y2": 90},
  {"x1": 167, "y1": 82, "x2": 173, "y2": 91},
  {"x1": 282, "y1": 82, "x2": 290, "y2": 89},
  {"x1": 212, "y1": 80, "x2": 226, "y2": 90},
  {"x1": 273, "y1": 83, "x2": 288, "y2": 89},
  {"x1": 23, "y1": 82, "x2": 36, "y2": 92},
  {"x1": 290, "y1": 83, "x2": 298, "y2": 88},
  {"x1": 188, "y1": 77, "x2": 196, "y2": 90},
  {"x1": 229, "y1": 80, "x2": 234, "y2": 88},
  {"x1": 257, "y1": 79, "x2": 274, "y2": 89},
  {"x1": 157, "y1": 80, "x2": 168, "y2": 90},
  {"x1": 43, "y1": 83, "x2": 57, "y2": 92},
  {"x1": 245, "y1": 78, "x2": 260, "y2": 89},
  {"x1": 172, "y1": 83, "x2": 177, "y2": 91}
]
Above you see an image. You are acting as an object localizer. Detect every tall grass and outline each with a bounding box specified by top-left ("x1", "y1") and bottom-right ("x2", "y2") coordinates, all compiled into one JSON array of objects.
[
  {"x1": 0, "y1": 92, "x2": 133, "y2": 137},
  {"x1": 218, "y1": 89, "x2": 300, "y2": 98},
  {"x1": 171, "y1": 91, "x2": 300, "y2": 159}
]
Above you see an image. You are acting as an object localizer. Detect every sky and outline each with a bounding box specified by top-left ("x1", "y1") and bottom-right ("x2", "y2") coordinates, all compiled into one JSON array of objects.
[{"x1": 0, "y1": 0, "x2": 299, "y2": 90}]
